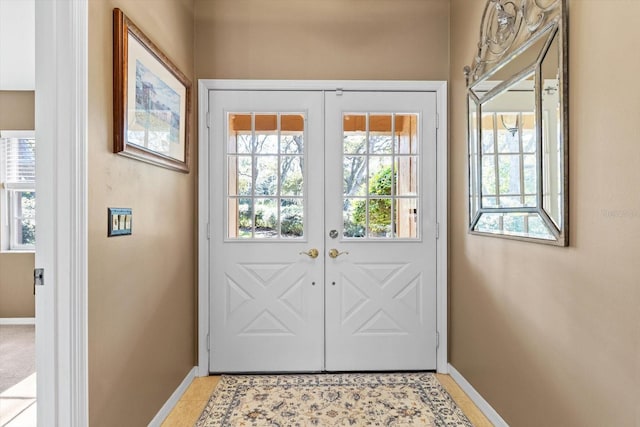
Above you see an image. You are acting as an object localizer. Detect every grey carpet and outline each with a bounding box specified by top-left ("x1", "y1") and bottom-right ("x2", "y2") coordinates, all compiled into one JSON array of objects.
[{"x1": 0, "y1": 325, "x2": 35, "y2": 393}]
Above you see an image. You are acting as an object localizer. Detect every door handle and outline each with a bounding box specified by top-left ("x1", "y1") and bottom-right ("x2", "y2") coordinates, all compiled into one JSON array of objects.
[
  {"x1": 299, "y1": 248, "x2": 319, "y2": 259},
  {"x1": 328, "y1": 248, "x2": 349, "y2": 259}
]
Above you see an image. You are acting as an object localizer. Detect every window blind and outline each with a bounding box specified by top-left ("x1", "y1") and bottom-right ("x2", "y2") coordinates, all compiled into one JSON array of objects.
[{"x1": 1, "y1": 135, "x2": 36, "y2": 186}]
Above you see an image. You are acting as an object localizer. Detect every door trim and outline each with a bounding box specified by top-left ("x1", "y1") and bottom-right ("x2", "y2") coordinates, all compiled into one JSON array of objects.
[
  {"x1": 35, "y1": 0, "x2": 89, "y2": 424},
  {"x1": 197, "y1": 80, "x2": 448, "y2": 375}
]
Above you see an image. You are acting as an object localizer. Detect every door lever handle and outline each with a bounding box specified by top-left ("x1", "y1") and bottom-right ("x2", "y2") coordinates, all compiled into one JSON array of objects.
[
  {"x1": 299, "y1": 248, "x2": 319, "y2": 259},
  {"x1": 328, "y1": 249, "x2": 349, "y2": 259}
]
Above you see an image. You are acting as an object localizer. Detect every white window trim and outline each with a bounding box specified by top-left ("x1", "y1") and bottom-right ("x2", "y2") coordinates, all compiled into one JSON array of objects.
[
  {"x1": 0, "y1": 130, "x2": 36, "y2": 139},
  {"x1": 3, "y1": 190, "x2": 36, "y2": 253},
  {"x1": 1, "y1": 130, "x2": 36, "y2": 252}
]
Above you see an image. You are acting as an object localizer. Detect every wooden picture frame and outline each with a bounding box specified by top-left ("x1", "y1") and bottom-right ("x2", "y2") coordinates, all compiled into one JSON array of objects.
[{"x1": 113, "y1": 8, "x2": 191, "y2": 173}]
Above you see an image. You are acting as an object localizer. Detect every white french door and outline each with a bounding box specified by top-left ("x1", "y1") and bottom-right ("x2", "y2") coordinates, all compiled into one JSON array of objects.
[
  {"x1": 208, "y1": 89, "x2": 438, "y2": 372},
  {"x1": 324, "y1": 91, "x2": 437, "y2": 371},
  {"x1": 209, "y1": 91, "x2": 325, "y2": 372}
]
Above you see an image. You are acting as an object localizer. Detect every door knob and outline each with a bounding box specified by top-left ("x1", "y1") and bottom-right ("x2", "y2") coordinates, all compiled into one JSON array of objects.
[
  {"x1": 328, "y1": 248, "x2": 349, "y2": 259},
  {"x1": 299, "y1": 248, "x2": 319, "y2": 259}
]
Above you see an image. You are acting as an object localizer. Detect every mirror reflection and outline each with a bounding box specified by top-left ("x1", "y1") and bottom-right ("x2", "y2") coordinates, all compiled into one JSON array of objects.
[
  {"x1": 465, "y1": 0, "x2": 567, "y2": 245},
  {"x1": 540, "y1": 32, "x2": 563, "y2": 229}
]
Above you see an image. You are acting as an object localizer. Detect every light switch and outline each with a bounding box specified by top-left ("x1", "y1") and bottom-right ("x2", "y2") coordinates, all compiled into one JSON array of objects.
[{"x1": 108, "y1": 208, "x2": 132, "y2": 236}]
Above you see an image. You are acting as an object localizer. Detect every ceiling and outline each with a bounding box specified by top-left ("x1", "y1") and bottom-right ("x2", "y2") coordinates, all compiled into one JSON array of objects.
[{"x1": 0, "y1": 0, "x2": 35, "y2": 91}]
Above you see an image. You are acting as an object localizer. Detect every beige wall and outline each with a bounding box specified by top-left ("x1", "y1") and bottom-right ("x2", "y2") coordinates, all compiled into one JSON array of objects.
[
  {"x1": 81, "y1": 0, "x2": 640, "y2": 424},
  {"x1": 0, "y1": 253, "x2": 34, "y2": 318},
  {"x1": 0, "y1": 91, "x2": 34, "y2": 130},
  {"x1": 450, "y1": 1, "x2": 640, "y2": 426},
  {"x1": 195, "y1": 0, "x2": 450, "y2": 81},
  {"x1": 0, "y1": 90, "x2": 35, "y2": 318},
  {"x1": 87, "y1": 0, "x2": 196, "y2": 425}
]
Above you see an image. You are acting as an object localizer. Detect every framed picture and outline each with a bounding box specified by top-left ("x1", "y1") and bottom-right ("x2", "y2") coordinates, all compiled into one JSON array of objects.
[{"x1": 113, "y1": 8, "x2": 191, "y2": 173}]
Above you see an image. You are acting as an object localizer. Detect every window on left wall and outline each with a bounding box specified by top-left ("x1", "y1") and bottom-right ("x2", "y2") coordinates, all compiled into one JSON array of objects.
[{"x1": 1, "y1": 131, "x2": 36, "y2": 252}]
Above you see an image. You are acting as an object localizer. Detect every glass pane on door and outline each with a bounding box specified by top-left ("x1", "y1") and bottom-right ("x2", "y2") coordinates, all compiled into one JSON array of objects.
[
  {"x1": 342, "y1": 113, "x2": 420, "y2": 239},
  {"x1": 227, "y1": 112, "x2": 305, "y2": 239}
]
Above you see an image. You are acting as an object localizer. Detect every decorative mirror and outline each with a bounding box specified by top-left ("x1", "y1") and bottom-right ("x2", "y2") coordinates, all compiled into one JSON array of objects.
[{"x1": 465, "y1": 0, "x2": 568, "y2": 245}]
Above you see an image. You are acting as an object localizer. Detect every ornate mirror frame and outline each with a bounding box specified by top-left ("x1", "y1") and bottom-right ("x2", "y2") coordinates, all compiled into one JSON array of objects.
[{"x1": 465, "y1": 0, "x2": 568, "y2": 245}]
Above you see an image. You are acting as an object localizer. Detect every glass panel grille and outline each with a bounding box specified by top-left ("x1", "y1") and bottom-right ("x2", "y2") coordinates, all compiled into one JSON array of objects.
[
  {"x1": 342, "y1": 113, "x2": 419, "y2": 239},
  {"x1": 227, "y1": 112, "x2": 305, "y2": 239}
]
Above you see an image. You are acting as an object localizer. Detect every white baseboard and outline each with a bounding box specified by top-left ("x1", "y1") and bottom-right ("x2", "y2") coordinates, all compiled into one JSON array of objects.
[
  {"x1": 448, "y1": 363, "x2": 509, "y2": 427},
  {"x1": 0, "y1": 317, "x2": 36, "y2": 325},
  {"x1": 148, "y1": 366, "x2": 197, "y2": 427}
]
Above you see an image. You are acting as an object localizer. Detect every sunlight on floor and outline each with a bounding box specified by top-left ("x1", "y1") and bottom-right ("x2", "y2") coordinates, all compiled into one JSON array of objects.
[{"x1": 0, "y1": 373, "x2": 36, "y2": 427}]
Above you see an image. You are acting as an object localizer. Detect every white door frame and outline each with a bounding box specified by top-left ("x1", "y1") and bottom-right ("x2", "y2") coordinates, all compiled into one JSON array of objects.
[
  {"x1": 35, "y1": 0, "x2": 88, "y2": 425},
  {"x1": 198, "y1": 80, "x2": 448, "y2": 375}
]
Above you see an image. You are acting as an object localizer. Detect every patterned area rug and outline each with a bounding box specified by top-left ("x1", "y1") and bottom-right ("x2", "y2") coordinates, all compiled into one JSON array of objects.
[{"x1": 195, "y1": 373, "x2": 473, "y2": 426}]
